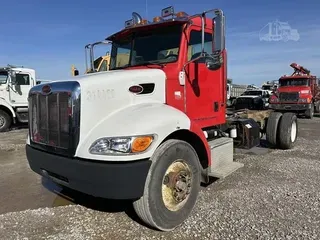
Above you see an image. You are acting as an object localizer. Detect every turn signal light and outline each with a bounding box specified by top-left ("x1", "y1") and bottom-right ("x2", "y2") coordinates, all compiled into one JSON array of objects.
[{"x1": 132, "y1": 136, "x2": 153, "y2": 153}]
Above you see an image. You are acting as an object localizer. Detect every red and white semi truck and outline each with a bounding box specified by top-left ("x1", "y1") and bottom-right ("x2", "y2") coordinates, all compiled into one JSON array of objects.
[{"x1": 25, "y1": 7, "x2": 298, "y2": 231}]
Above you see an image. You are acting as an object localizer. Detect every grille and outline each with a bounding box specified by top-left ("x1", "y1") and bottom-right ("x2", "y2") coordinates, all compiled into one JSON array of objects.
[
  {"x1": 279, "y1": 92, "x2": 299, "y2": 102},
  {"x1": 234, "y1": 98, "x2": 255, "y2": 110},
  {"x1": 28, "y1": 81, "x2": 80, "y2": 156}
]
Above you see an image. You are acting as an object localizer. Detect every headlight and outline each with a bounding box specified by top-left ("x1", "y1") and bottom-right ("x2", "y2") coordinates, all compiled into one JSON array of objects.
[
  {"x1": 298, "y1": 98, "x2": 307, "y2": 103},
  {"x1": 89, "y1": 135, "x2": 155, "y2": 155}
]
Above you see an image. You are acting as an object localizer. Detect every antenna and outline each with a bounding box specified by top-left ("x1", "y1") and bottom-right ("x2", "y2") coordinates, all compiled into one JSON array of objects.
[{"x1": 145, "y1": 0, "x2": 148, "y2": 19}]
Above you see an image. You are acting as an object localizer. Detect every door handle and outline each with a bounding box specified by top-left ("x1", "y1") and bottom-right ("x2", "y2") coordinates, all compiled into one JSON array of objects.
[{"x1": 214, "y1": 102, "x2": 219, "y2": 112}]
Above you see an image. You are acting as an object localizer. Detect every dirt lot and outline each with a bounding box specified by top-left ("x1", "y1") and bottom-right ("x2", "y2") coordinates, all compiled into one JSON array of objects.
[{"x1": 0, "y1": 117, "x2": 320, "y2": 240}]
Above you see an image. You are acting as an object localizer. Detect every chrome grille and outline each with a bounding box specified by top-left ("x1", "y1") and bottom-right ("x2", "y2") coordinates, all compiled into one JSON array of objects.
[
  {"x1": 279, "y1": 92, "x2": 299, "y2": 102},
  {"x1": 28, "y1": 81, "x2": 80, "y2": 156}
]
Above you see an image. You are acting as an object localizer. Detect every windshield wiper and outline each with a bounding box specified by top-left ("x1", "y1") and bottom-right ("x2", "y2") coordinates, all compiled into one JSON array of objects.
[
  {"x1": 132, "y1": 61, "x2": 166, "y2": 68},
  {"x1": 110, "y1": 61, "x2": 166, "y2": 70}
]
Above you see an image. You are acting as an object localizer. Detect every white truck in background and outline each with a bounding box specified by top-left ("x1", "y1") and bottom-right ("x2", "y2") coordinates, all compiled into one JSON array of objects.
[
  {"x1": 0, "y1": 65, "x2": 50, "y2": 132},
  {"x1": 227, "y1": 83, "x2": 248, "y2": 107}
]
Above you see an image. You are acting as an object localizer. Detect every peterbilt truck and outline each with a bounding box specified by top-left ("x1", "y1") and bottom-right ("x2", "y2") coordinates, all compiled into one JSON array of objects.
[
  {"x1": 269, "y1": 63, "x2": 320, "y2": 118},
  {"x1": 25, "y1": 7, "x2": 298, "y2": 231}
]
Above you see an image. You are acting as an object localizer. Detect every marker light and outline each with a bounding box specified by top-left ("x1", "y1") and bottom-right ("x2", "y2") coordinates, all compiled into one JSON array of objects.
[
  {"x1": 140, "y1": 19, "x2": 148, "y2": 25},
  {"x1": 175, "y1": 11, "x2": 188, "y2": 18},
  {"x1": 161, "y1": 6, "x2": 174, "y2": 18},
  {"x1": 153, "y1": 16, "x2": 163, "y2": 22},
  {"x1": 132, "y1": 136, "x2": 153, "y2": 153}
]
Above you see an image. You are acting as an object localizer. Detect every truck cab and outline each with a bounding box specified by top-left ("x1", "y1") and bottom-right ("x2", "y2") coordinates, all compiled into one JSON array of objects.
[
  {"x1": 269, "y1": 63, "x2": 320, "y2": 118},
  {"x1": 0, "y1": 66, "x2": 37, "y2": 131}
]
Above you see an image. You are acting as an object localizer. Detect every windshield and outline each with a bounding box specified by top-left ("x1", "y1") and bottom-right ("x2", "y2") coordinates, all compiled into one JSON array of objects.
[
  {"x1": 0, "y1": 71, "x2": 8, "y2": 84},
  {"x1": 262, "y1": 85, "x2": 272, "y2": 90},
  {"x1": 279, "y1": 78, "x2": 309, "y2": 87},
  {"x1": 109, "y1": 24, "x2": 182, "y2": 70},
  {"x1": 242, "y1": 91, "x2": 262, "y2": 96}
]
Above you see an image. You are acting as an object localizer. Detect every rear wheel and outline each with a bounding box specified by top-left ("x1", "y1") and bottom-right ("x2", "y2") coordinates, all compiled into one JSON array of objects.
[
  {"x1": 277, "y1": 112, "x2": 298, "y2": 149},
  {"x1": 0, "y1": 110, "x2": 12, "y2": 132},
  {"x1": 305, "y1": 103, "x2": 314, "y2": 119},
  {"x1": 266, "y1": 111, "x2": 282, "y2": 147},
  {"x1": 133, "y1": 139, "x2": 201, "y2": 231}
]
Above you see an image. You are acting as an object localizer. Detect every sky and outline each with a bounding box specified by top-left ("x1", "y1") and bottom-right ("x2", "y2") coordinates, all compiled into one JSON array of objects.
[{"x1": 0, "y1": 0, "x2": 319, "y2": 85}]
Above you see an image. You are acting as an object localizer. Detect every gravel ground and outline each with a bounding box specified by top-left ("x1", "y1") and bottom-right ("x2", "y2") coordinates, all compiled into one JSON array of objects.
[{"x1": 0, "y1": 117, "x2": 320, "y2": 240}]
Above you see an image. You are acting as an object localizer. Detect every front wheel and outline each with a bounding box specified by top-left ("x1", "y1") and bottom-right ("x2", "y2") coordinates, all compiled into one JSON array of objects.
[
  {"x1": 133, "y1": 139, "x2": 201, "y2": 231},
  {"x1": 305, "y1": 103, "x2": 314, "y2": 119},
  {"x1": 0, "y1": 110, "x2": 12, "y2": 132}
]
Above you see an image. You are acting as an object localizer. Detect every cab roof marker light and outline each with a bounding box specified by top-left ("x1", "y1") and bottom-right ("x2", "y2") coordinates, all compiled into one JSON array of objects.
[
  {"x1": 153, "y1": 16, "x2": 163, "y2": 22},
  {"x1": 175, "y1": 11, "x2": 189, "y2": 18}
]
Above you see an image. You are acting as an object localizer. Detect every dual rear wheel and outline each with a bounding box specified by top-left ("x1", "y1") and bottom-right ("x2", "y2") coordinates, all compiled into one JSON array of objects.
[{"x1": 266, "y1": 111, "x2": 298, "y2": 149}]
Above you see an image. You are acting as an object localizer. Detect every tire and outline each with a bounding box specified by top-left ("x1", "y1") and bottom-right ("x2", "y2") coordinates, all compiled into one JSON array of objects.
[
  {"x1": 266, "y1": 111, "x2": 283, "y2": 147},
  {"x1": 0, "y1": 110, "x2": 12, "y2": 132},
  {"x1": 305, "y1": 103, "x2": 314, "y2": 119},
  {"x1": 133, "y1": 139, "x2": 201, "y2": 231},
  {"x1": 277, "y1": 112, "x2": 298, "y2": 149},
  {"x1": 314, "y1": 102, "x2": 320, "y2": 113}
]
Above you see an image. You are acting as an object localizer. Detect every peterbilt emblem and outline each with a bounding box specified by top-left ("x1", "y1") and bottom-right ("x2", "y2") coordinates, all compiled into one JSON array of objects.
[
  {"x1": 42, "y1": 85, "x2": 51, "y2": 94},
  {"x1": 129, "y1": 85, "x2": 144, "y2": 94}
]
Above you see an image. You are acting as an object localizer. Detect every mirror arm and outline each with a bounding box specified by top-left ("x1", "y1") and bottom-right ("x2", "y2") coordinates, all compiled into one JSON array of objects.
[
  {"x1": 85, "y1": 44, "x2": 91, "y2": 72},
  {"x1": 182, "y1": 53, "x2": 206, "y2": 72}
]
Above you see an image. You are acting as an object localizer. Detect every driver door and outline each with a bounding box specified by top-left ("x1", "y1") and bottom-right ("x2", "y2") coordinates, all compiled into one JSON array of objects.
[
  {"x1": 185, "y1": 26, "x2": 225, "y2": 127},
  {"x1": 9, "y1": 72, "x2": 31, "y2": 106}
]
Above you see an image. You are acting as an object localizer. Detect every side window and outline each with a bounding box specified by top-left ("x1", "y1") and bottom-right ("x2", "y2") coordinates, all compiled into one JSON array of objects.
[
  {"x1": 15, "y1": 73, "x2": 30, "y2": 85},
  {"x1": 0, "y1": 72, "x2": 8, "y2": 84},
  {"x1": 116, "y1": 47, "x2": 130, "y2": 67},
  {"x1": 188, "y1": 30, "x2": 212, "y2": 61},
  {"x1": 111, "y1": 45, "x2": 131, "y2": 69}
]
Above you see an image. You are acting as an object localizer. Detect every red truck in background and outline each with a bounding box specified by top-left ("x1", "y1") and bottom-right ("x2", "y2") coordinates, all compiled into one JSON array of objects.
[{"x1": 269, "y1": 63, "x2": 320, "y2": 119}]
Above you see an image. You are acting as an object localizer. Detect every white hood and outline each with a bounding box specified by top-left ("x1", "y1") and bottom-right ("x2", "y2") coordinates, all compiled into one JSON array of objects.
[{"x1": 73, "y1": 68, "x2": 166, "y2": 138}]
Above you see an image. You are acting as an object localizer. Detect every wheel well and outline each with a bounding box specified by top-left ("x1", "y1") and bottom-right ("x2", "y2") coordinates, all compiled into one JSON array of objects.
[
  {"x1": 161, "y1": 129, "x2": 209, "y2": 169},
  {"x1": 0, "y1": 105, "x2": 13, "y2": 120}
]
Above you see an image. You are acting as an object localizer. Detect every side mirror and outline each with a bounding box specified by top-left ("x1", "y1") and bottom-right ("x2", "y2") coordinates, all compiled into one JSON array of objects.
[
  {"x1": 212, "y1": 13, "x2": 225, "y2": 53},
  {"x1": 205, "y1": 55, "x2": 223, "y2": 71},
  {"x1": 206, "y1": 11, "x2": 225, "y2": 70}
]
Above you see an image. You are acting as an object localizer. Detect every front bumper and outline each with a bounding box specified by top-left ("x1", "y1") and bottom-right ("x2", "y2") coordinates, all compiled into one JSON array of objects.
[
  {"x1": 26, "y1": 145, "x2": 151, "y2": 200},
  {"x1": 269, "y1": 103, "x2": 311, "y2": 111}
]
